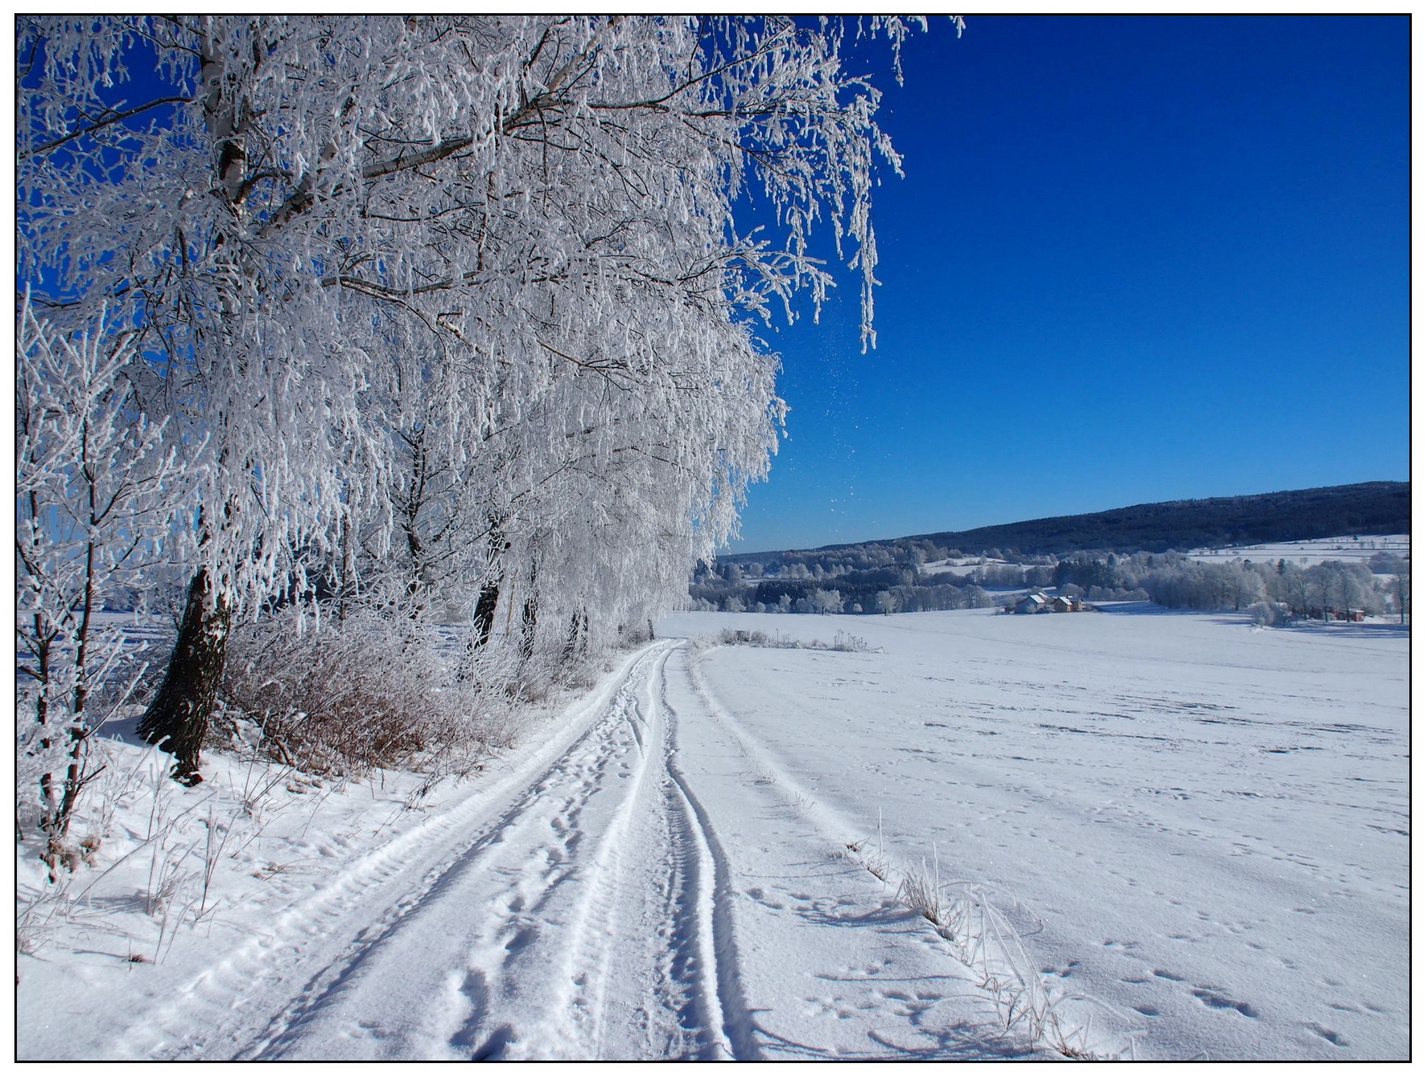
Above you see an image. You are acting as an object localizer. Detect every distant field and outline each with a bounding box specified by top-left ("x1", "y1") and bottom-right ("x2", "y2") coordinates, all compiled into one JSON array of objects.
[
  {"x1": 919, "y1": 533, "x2": 1409, "y2": 586},
  {"x1": 1186, "y1": 535, "x2": 1409, "y2": 567}
]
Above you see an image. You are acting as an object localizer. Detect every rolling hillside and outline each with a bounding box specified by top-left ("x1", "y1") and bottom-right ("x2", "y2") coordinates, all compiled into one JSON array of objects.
[{"x1": 733, "y1": 482, "x2": 1409, "y2": 562}]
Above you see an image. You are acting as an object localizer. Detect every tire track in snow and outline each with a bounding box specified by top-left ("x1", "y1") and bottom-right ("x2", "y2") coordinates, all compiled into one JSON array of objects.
[
  {"x1": 106, "y1": 639, "x2": 833, "y2": 1061},
  {"x1": 658, "y1": 645, "x2": 759, "y2": 1060},
  {"x1": 535, "y1": 641, "x2": 757, "y2": 1059},
  {"x1": 104, "y1": 641, "x2": 667, "y2": 1060},
  {"x1": 250, "y1": 641, "x2": 674, "y2": 1059},
  {"x1": 542, "y1": 646, "x2": 669, "y2": 1058},
  {"x1": 142, "y1": 636, "x2": 752, "y2": 1061},
  {"x1": 683, "y1": 643, "x2": 861, "y2": 844},
  {"x1": 680, "y1": 642, "x2": 1074, "y2": 1056}
]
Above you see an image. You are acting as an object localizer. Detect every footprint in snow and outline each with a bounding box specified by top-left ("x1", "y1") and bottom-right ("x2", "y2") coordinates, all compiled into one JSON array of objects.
[
  {"x1": 1190, "y1": 986, "x2": 1258, "y2": 1018},
  {"x1": 1305, "y1": 1022, "x2": 1348, "y2": 1046},
  {"x1": 745, "y1": 887, "x2": 783, "y2": 911},
  {"x1": 471, "y1": 1024, "x2": 515, "y2": 1061},
  {"x1": 503, "y1": 926, "x2": 537, "y2": 955}
]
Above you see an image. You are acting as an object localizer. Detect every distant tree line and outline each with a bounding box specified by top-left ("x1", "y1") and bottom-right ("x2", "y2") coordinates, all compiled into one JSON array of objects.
[
  {"x1": 689, "y1": 547, "x2": 1410, "y2": 622},
  {"x1": 1053, "y1": 551, "x2": 1408, "y2": 622},
  {"x1": 689, "y1": 558, "x2": 1000, "y2": 615}
]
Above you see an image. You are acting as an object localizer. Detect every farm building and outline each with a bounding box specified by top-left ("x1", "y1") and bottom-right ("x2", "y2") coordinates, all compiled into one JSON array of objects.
[{"x1": 1008, "y1": 592, "x2": 1084, "y2": 615}]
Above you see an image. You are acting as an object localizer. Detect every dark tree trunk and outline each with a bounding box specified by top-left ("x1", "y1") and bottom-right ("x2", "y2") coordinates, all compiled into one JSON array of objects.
[
  {"x1": 457, "y1": 577, "x2": 503, "y2": 683},
  {"x1": 519, "y1": 561, "x2": 539, "y2": 662},
  {"x1": 135, "y1": 29, "x2": 244, "y2": 787},
  {"x1": 472, "y1": 521, "x2": 508, "y2": 650},
  {"x1": 459, "y1": 521, "x2": 509, "y2": 681},
  {"x1": 137, "y1": 568, "x2": 231, "y2": 785},
  {"x1": 561, "y1": 609, "x2": 582, "y2": 667},
  {"x1": 473, "y1": 581, "x2": 501, "y2": 649}
]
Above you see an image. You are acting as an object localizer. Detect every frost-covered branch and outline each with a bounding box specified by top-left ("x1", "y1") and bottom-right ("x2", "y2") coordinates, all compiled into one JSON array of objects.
[{"x1": 19, "y1": 95, "x2": 195, "y2": 159}]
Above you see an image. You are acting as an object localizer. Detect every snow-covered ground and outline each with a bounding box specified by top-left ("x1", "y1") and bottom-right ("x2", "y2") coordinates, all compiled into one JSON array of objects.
[
  {"x1": 16, "y1": 605, "x2": 1408, "y2": 1060},
  {"x1": 660, "y1": 607, "x2": 1410, "y2": 1060},
  {"x1": 1186, "y1": 535, "x2": 1409, "y2": 566},
  {"x1": 920, "y1": 556, "x2": 1023, "y2": 573}
]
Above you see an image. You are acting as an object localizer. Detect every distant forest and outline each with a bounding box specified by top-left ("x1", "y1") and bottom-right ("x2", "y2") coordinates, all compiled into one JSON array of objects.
[{"x1": 689, "y1": 482, "x2": 1410, "y2": 619}]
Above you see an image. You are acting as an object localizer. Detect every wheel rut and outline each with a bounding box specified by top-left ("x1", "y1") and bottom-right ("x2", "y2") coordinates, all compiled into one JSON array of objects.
[
  {"x1": 658, "y1": 647, "x2": 758, "y2": 1060},
  {"x1": 109, "y1": 639, "x2": 760, "y2": 1061}
]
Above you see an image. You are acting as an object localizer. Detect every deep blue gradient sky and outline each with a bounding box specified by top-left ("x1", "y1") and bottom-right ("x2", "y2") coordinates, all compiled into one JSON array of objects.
[{"x1": 732, "y1": 14, "x2": 1409, "y2": 554}]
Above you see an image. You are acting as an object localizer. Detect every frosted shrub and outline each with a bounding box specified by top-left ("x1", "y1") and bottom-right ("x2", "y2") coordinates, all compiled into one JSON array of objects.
[
  {"x1": 719, "y1": 628, "x2": 772, "y2": 647},
  {"x1": 221, "y1": 609, "x2": 497, "y2": 777},
  {"x1": 831, "y1": 631, "x2": 872, "y2": 653},
  {"x1": 1247, "y1": 600, "x2": 1291, "y2": 627},
  {"x1": 716, "y1": 627, "x2": 877, "y2": 653}
]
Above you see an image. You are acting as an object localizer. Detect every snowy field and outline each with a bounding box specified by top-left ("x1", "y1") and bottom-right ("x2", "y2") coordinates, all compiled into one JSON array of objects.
[
  {"x1": 658, "y1": 606, "x2": 1410, "y2": 1060},
  {"x1": 918, "y1": 535, "x2": 1410, "y2": 579},
  {"x1": 16, "y1": 605, "x2": 1408, "y2": 1060},
  {"x1": 1185, "y1": 535, "x2": 1409, "y2": 566}
]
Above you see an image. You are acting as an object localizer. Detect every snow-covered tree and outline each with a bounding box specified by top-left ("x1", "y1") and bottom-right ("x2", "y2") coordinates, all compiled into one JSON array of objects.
[
  {"x1": 1391, "y1": 568, "x2": 1410, "y2": 624},
  {"x1": 16, "y1": 300, "x2": 191, "y2": 861},
  {"x1": 19, "y1": 15, "x2": 933, "y2": 778}
]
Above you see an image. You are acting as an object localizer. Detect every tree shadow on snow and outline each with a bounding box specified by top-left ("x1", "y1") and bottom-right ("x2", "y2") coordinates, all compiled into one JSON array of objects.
[
  {"x1": 1275, "y1": 621, "x2": 1410, "y2": 639},
  {"x1": 1094, "y1": 602, "x2": 1410, "y2": 636},
  {"x1": 86, "y1": 710, "x2": 150, "y2": 747}
]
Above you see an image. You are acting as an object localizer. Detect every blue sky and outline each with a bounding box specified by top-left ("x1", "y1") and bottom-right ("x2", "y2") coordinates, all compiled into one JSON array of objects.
[{"x1": 732, "y1": 14, "x2": 1409, "y2": 554}]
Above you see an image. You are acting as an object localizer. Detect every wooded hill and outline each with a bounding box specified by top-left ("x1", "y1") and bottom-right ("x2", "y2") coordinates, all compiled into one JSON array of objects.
[{"x1": 733, "y1": 482, "x2": 1410, "y2": 563}]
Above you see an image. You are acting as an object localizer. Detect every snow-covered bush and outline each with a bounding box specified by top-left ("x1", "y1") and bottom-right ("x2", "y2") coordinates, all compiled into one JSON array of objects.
[
  {"x1": 1247, "y1": 600, "x2": 1291, "y2": 627},
  {"x1": 715, "y1": 627, "x2": 876, "y2": 653},
  {"x1": 220, "y1": 608, "x2": 503, "y2": 777}
]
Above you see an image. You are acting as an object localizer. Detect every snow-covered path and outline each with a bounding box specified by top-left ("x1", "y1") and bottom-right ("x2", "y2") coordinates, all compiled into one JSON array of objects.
[{"x1": 94, "y1": 639, "x2": 1016, "y2": 1061}]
